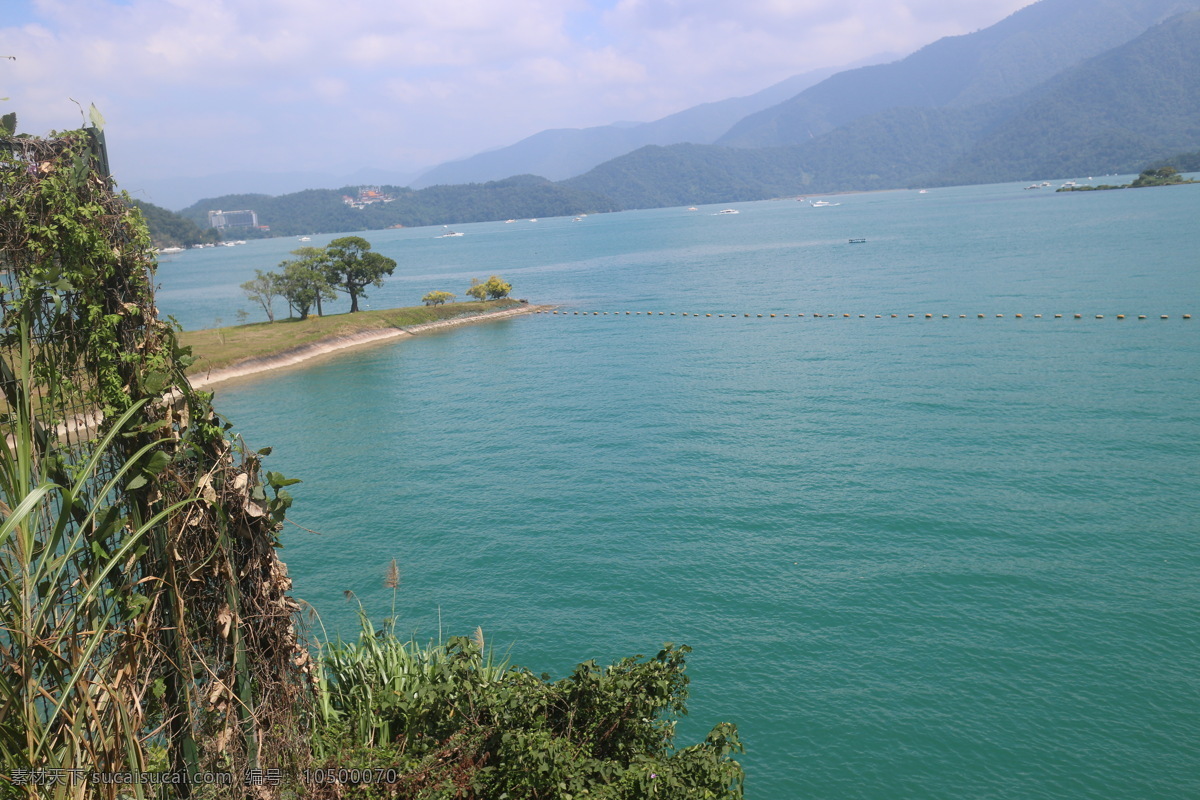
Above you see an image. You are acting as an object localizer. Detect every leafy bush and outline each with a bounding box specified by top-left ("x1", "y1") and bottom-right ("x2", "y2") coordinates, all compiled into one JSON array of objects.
[{"x1": 310, "y1": 613, "x2": 744, "y2": 799}]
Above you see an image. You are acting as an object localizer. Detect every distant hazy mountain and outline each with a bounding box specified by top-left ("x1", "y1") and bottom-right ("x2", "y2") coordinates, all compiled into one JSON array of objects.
[
  {"x1": 410, "y1": 61, "x2": 893, "y2": 188},
  {"x1": 718, "y1": 0, "x2": 1200, "y2": 148},
  {"x1": 565, "y1": 8, "x2": 1200, "y2": 207}
]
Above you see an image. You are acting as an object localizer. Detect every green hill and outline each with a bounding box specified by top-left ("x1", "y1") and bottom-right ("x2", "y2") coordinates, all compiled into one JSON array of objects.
[
  {"x1": 179, "y1": 175, "x2": 618, "y2": 236},
  {"x1": 130, "y1": 199, "x2": 220, "y2": 248}
]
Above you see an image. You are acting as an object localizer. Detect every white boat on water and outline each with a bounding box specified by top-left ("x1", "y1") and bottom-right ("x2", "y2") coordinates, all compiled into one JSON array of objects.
[
  {"x1": 716, "y1": 208, "x2": 739, "y2": 215},
  {"x1": 298, "y1": 236, "x2": 311, "y2": 241},
  {"x1": 810, "y1": 200, "x2": 840, "y2": 207},
  {"x1": 437, "y1": 227, "x2": 464, "y2": 238}
]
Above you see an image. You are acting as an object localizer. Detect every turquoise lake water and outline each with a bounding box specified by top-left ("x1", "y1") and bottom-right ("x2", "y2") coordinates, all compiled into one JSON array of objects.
[{"x1": 157, "y1": 180, "x2": 1200, "y2": 799}]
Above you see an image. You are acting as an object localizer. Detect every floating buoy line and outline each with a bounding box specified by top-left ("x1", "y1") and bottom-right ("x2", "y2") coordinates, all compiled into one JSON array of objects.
[{"x1": 534, "y1": 310, "x2": 1192, "y2": 321}]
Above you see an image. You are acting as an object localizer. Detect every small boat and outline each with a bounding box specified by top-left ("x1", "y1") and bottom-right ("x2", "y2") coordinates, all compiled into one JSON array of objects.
[
  {"x1": 849, "y1": 238, "x2": 867, "y2": 244},
  {"x1": 298, "y1": 236, "x2": 311, "y2": 241},
  {"x1": 715, "y1": 208, "x2": 739, "y2": 215},
  {"x1": 436, "y1": 227, "x2": 464, "y2": 238},
  {"x1": 810, "y1": 200, "x2": 839, "y2": 207}
]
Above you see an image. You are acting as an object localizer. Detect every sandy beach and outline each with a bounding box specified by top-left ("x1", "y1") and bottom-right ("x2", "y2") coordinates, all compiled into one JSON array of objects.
[{"x1": 190, "y1": 304, "x2": 546, "y2": 389}]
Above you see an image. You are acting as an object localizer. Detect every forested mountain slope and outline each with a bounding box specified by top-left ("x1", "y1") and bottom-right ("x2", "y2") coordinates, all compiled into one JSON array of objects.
[{"x1": 718, "y1": 0, "x2": 1200, "y2": 148}]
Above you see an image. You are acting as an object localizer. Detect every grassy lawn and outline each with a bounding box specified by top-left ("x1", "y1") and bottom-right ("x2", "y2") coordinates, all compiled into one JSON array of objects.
[{"x1": 178, "y1": 299, "x2": 523, "y2": 375}]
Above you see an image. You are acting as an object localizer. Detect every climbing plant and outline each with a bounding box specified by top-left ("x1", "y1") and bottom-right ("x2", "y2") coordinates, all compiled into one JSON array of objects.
[{"x1": 0, "y1": 129, "x2": 310, "y2": 798}]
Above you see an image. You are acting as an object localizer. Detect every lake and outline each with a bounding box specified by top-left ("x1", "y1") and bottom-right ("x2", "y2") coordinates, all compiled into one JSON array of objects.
[{"x1": 158, "y1": 178, "x2": 1200, "y2": 799}]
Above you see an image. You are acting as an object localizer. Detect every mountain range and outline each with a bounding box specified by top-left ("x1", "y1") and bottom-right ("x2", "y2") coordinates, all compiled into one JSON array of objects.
[
  {"x1": 175, "y1": 0, "x2": 1200, "y2": 232},
  {"x1": 409, "y1": 57, "x2": 893, "y2": 188}
]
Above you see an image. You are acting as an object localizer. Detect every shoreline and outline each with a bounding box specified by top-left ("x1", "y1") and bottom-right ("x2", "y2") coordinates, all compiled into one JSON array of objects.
[{"x1": 189, "y1": 304, "x2": 546, "y2": 389}]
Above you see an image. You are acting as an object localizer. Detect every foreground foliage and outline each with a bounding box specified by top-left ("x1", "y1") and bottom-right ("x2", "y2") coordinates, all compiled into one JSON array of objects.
[
  {"x1": 1, "y1": 127, "x2": 309, "y2": 798},
  {"x1": 2, "y1": 127, "x2": 742, "y2": 798},
  {"x1": 311, "y1": 613, "x2": 745, "y2": 799}
]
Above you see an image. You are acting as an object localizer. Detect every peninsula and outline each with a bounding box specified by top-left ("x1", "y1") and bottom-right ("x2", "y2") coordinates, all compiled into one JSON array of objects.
[
  {"x1": 180, "y1": 299, "x2": 543, "y2": 387},
  {"x1": 1056, "y1": 167, "x2": 1198, "y2": 191}
]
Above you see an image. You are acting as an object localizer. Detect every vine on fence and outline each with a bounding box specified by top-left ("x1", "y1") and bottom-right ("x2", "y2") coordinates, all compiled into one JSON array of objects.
[{"x1": 0, "y1": 129, "x2": 310, "y2": 798}]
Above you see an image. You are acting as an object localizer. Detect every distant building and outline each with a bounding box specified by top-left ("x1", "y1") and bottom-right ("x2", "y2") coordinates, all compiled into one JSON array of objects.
[
  {"x1": 208, "y1": 209, "x2": 259, "y2": 229},
  {"x1": 342, "y1": 186, "x2": 395, "y2": 209}
]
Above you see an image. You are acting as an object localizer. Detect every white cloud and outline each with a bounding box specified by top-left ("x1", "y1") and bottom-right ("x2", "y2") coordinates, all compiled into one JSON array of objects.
[{"x1": 1, "y1": 0, "x2": 1037, "y2": 191}]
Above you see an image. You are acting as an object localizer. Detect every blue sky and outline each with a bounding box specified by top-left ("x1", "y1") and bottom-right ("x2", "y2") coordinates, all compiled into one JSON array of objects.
[{"x1": 2, "y1": 0, "x2": 1034, "y2": 199}]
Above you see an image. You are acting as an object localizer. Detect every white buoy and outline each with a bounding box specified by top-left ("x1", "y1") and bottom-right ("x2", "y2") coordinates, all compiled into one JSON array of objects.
[
  {"x1": 1074, "y1": 314, "x2": 1082, "y2": 319},
  {"x1": 1185, "y1": 314, "x2": 1192, "y2": 319},
  {"x1": 1095, "y1": 314, "x2": 1103, "y2": 319},
  {"x1": 1055, "y1": 314, "x2": 1062, "y2": 318}
]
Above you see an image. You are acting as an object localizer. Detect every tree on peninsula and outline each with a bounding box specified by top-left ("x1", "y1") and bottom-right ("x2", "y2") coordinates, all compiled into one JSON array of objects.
[
  {"x1": 466, "y1": 278, "x2": 488, "y2": 302},
  {"x1": 278, "y1": 261, "x2": 335, "y2": 320},
  {"x1": 276, "y1": 247, "x2": 336, "y2": 320},
  {"x1": 483, "y1": 275, "x2": 512, "y2": 299},
  {"x1": 466, "y1": 275, "x2": 512, "y2": 301},
  {"x1": 325, "y1": 236, "x2": 397, "y2": 312},
  {"x1": 422, "y1": 290, "x2": 456, "y2": 306},
  {"x1": 241, "y1": 269, "x2": 281, "y2": 322}
]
